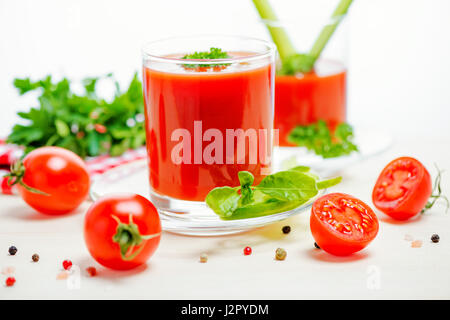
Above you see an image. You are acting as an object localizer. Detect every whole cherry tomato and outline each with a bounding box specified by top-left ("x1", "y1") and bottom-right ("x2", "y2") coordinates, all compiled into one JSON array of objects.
[
  {"x1": 310, "y1": 193, "x2": 379, "y2": 256},
  {"x1": 84, "y1": 193, "x2": 161, "y2": 270},
  {"x1": 8, "y1": 146, "x2": 90, "y2": 215},
  {"x1": 372, "y1": 157, "x2": 432, "y2": 220}
]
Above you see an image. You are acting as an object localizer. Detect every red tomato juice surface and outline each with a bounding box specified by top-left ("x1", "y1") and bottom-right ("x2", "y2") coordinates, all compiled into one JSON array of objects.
[
  {"x1": 143, "y1": 56, "x2": 273, "y2": 201},
  {"x1": 275, "y1": 60, "x2": 347, "y2": 146}
]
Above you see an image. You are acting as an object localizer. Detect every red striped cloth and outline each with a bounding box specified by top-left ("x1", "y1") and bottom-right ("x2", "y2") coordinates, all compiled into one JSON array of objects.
[{"x1": 0, "y1": 142, "x2": 147, "y2": 195}]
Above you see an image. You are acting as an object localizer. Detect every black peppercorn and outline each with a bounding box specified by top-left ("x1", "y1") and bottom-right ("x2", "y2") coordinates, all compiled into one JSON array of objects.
[
  {"x1": 8, "y1": 246, "x2": 17, "y2": 256},
  {"x1": 32, "y1": 254, "x2": 40, "y2": 262},
  {"x1": 282, "y1": 226, "x2": 291, "y2": 234},
  {"x1": 431, "y1": 234, "x2": 440, "y2": 243},
  {"x1": 314, "y1": 242, "x2": 321, "y2": 249}
]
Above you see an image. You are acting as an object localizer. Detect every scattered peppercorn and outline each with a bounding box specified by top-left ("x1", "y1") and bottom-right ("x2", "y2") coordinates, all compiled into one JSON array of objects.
[
  {"x1": 5, "y1": 277, "x2": 16, "y2": 287},
  {"x1": 62, "y1": 260, "x2": 72, "y2": 270},
  {"x1": 282, "y1": 226, "x2": 291, "y2": 234},
  {"x1": 86, "y1": 266, "x2": 97, "y2": 277},
  {"x1": 243, "y1": 246, "x2": 252, "y2": 255},
  {"x1": 275, "y1": 248, "x2": 287, "y2": 261},
  {"x1": 32, "y1": 254, "x2": 39, "y2": 262},
  {"x1": 431, "y1": 234, "x2": 440, "y2": 243},
  {"x1": 199, "y1": 253, "x2": 208, "y2": 263},
  {"x1": 8, "y1": 246, "x2": 17, "y2": 256},
  {"x1": 314, "y1": 242, "x2": 321, "y2": 249}
]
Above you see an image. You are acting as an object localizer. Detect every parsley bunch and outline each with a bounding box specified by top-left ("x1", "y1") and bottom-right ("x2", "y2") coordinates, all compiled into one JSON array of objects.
[
  {"x1": 7, "y1": 73, "x2": 146, "y2": 158},
  {"x1": 288, "y1": 120, "x2": 358, "y2": 158}
]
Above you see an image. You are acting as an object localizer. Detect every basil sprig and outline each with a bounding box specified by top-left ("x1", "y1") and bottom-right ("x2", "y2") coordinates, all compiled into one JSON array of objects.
[{"x1": 206, "y1": 166, "x2": 341, "y2": 220}]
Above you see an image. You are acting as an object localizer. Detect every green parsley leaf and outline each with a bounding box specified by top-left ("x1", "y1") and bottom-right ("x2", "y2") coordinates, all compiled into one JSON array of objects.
[
  {"x1": 288, "y1": 120, "x2": 358, "y2": 158},
  {"x1": 182, "y1": 47, "x2": 231, "y2": 69}
]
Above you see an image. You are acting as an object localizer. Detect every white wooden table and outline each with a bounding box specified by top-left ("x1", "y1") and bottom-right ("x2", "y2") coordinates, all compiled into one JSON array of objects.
[{"x1": 1, "y1": 137, "x2": 449, "y2": 299}]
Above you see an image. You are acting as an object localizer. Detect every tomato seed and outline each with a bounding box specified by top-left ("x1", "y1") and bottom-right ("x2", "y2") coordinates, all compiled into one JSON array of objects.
[
  {"x1": 8, "y1": 246, "x2": 17, "y2": 256},
  {"x1": 243, "y1": 246, "x2": 252, "y2": 255},
  {"x1": 5, "y1": 277, "x2": 15, "y2": 287},
  {"x1": 62, "y1": 260, "x2": 72, "y2": 270},
  {"x1": 431, "y1": 234, "x2": 440, "y2": 243}
]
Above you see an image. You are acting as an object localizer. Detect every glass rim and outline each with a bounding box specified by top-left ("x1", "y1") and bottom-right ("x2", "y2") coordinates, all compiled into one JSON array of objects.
[
  {"x1": 260, "y1": 14, "x2": 347, "y2": 28},
  {"x1": 142, "y1": 35, "x2": 276, "y2": 66}
]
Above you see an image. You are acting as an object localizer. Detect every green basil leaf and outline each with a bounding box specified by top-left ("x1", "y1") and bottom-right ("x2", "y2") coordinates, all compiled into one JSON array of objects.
[
  {"x1": 205, "y1": 187, "x2": 240, "y2": 218},
  {"x1": 257, "y1": 171, "x2": 318, "y2": 202},
  {"x1": 317, "y1": 176, "x2": 342, "y2": 190},
  {"x1": 238, "y1": 171, "x2": 254, "y2": 205}
]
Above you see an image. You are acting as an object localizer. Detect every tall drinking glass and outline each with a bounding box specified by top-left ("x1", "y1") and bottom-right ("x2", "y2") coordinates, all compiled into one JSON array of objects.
[
  {"x1": 259, "y1": 0, "x2": 348, "y2": 146},
  {"x1": 142, "y1": 36, "x2": 276, "y2": 230}
]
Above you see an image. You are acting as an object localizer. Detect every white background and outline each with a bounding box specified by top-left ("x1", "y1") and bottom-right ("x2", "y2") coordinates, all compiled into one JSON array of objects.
[
  {"x1": 1, "y1": 1, "x2": 450, "y2": 299},
  {"x1": 1, "y1": 0, "x2": 450, "y2": 141}
]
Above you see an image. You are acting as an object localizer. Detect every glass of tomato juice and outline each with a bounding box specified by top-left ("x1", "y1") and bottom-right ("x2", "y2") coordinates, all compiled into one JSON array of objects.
[
  {"x1": 260, "y1": 3, "x2": 348, "y2": 147},
  {"x1": 142, "y1": 36, "x2": 276, "y2": 224}
]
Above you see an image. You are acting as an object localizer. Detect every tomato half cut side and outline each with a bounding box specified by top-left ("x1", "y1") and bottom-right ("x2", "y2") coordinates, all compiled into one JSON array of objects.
[
  {"x1": 372, "y1": 157, "x2": 432, "y2": 220},
  {"x1": 310, "y1": 193, "x2": 379, "y2": 256}
]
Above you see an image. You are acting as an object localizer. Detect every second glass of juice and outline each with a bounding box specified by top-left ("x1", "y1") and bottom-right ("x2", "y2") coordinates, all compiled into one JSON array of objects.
[
  {"x1": 142, "y1": 36, "x2": 275, "y2": 216},
  {"x1": 260, "y1": 1, "x2": 348, "y2": 147}
]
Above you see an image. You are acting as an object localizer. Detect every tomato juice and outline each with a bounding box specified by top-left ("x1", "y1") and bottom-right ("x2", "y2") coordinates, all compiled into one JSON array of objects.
[
  {"x1": 275, "y1": 60, "x2": 347, "y2": 146},
  {"x1": 143, "y1": 54, "x2": 274, "y2": 201}
]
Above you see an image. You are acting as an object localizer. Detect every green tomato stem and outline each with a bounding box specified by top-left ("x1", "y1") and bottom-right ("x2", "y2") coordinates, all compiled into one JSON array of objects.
[
  {"x1": 6, "y1": 160, "x2": 50, "y2": 196},
  {"x1": 111, "y1": 214, "x2": 161, "y2": 261}
]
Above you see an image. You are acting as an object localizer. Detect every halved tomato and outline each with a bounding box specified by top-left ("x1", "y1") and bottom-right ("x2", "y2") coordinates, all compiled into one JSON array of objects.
[
  {"x1": 310, "y1": 193, "x2": 379, "y2": 256},
  {"x1": 372, "y1": 157, "x2": 432, "y2": 220}
]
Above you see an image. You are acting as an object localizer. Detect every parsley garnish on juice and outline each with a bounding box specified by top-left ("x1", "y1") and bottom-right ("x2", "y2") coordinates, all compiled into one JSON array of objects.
[
  {"x1": 7, "y1": 73, "x2": 146, "y2": 158},
  {"x1": 206, "y1": 166, "x2": 341, "y2": 220},
  {"x1": 288, "y1": 120, "x2": 358, "y2": 158},
  {"x1": 182, "y1": 47, "x2": 231, "y2": 70}
]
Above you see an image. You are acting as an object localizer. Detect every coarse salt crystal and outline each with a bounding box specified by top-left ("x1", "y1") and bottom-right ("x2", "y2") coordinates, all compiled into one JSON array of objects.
[
  {"x1": 411, "y1": 240, "x2": 423, "y2": 248},
  {"x1": 56, "y1": 271, "x2": 70, "y2": 280},
  {"x1": 1, "y1": 266, "x2": 15, "y2": 275}
]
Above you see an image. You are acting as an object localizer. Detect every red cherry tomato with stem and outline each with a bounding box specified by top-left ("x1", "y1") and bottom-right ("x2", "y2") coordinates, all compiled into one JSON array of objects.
[
  {"x1": 84, "y1": 193, "x2": 161, "y2": 270},
  {"x1": 7, "y1": 146, "x2": 90, "y2": 215},
  {"x1": 310, "y1": 193, "x2": 379, "y2": 256}
]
